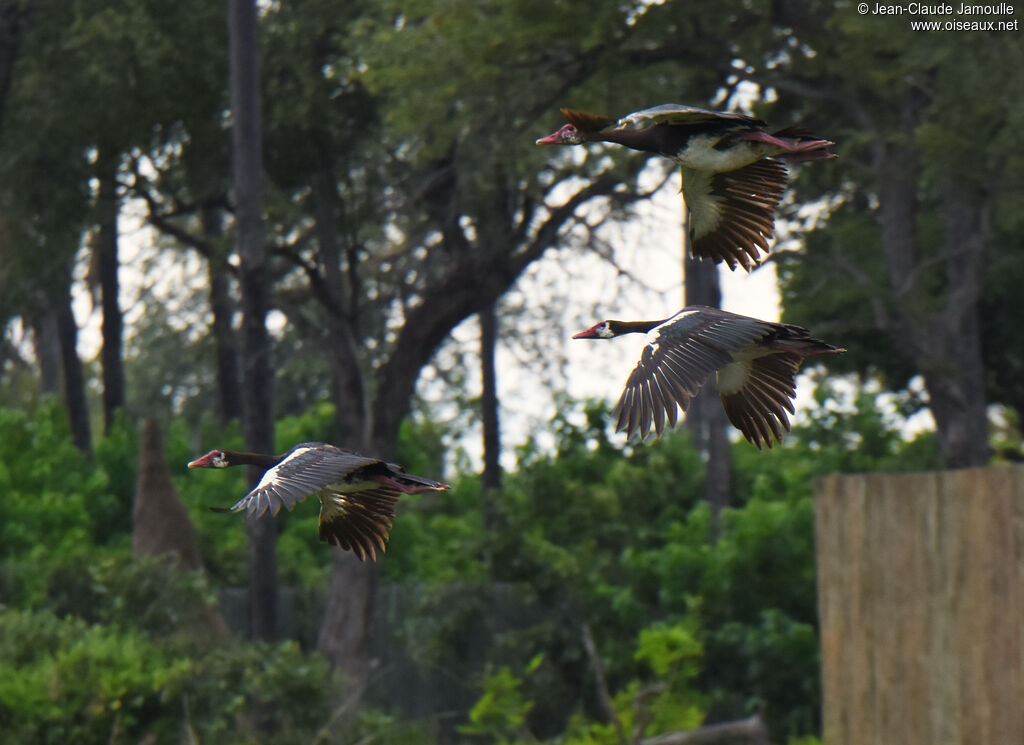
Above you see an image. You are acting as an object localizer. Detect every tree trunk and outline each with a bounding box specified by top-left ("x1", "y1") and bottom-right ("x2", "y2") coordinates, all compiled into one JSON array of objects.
[
  {"x1": 55, "y1": 287, "x2": 92, "y2": 455},
  {"x1": 311, "y1": 159, "x2": 368, "y2": 445},
  {"x1": 208, "y1": 261, "x2": 243, "y2": 423},
  {"x1": 877, "y1": 148, "x2": 920, "y2": 305},
  {"x1": 315, "y1": 170, "x2": 629, "y2": 687},
  {"x1": 683, "y1": 217, "x2": 731, "y2": 525},
  {"x1": 202, "y1": 203, "x2": 243, "y2": 423},
  {"x1": 701, "y1": 390, "x2": 732, "y2": 525},
  {"x1": 480, "y1": 303, "x2": 501, "y2": 529},
  {"x1": 229, "y1": 0, "x2": 277, "y2": 642},
  {"x1": 307, "y1": 144, "x2": 379, "y2": 695},
  {"x1": 0, "y1": 0, "x2": 26, "y2": 132},
  {"x1": 318, "y1": 553, "x2": 378, "y2": 690},
  {"x1": 924, "y1": 179, "x2": 990, "y2": 467},
  {"x1": 876, "y1": 92, "x2": 990, "y2": 468},
  {"x1": 32, "y1": 309, "x2": 61, "y2": 395},
  {"x1": 96, "y1": 156, "x2": 125, "y2": 434}
]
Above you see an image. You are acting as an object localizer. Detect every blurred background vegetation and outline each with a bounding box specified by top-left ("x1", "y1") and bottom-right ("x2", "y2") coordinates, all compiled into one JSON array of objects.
[{"x1": 0, "y1": 0, "x2": 1021, "y2": 743}]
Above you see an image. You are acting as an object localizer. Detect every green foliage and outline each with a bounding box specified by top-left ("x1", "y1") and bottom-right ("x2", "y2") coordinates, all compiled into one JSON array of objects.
[
  {"x1": 90, "y1": 411, "x2": 139, "y2": 545},
  {"x1": 0, "y1": 607, "x2": 340, "y2": 745},
  {"x1": 635, "y1": 623, "x2": 701, "y2": 680},
  {"x1": 49, "y1": 555, "x2": 224, "y2": 639},
  {"x1": 711, "y1": 610, "x2": 820, "y2": 735},
  {"x1": 0, "y1": 609, "x2": 190, "y2": 744},
  {"x1": 460, "y1": 657, "x2": 541, "y2": 743},
  {"x1": 382, "y1": 475, "x2": 488, "y2": 586},
  {"x1": 0, "y1": 402, "x2": 94, "y2": 552},
  {"x1": 982, "y1": 242, "x2": 1024, "y2": 425},
  {"x1": 397, "y1": 391, "x2": 941, "y2": 743},
  {"x1": 0, "y1": 500, "x2": 343, "y2": 745},
  {"x1": 0, "y1": 402, "x2": 116, "y2": 608},
  {"x1": 769, "y1": 2, "x2": 1024, "y2": 444},
  {"x1": 461, "y1": 623, "x2": 706, "y2": 745},
  {"x1": 0, "y1": 0, "x2": 229, "y2": 331},
  {"x1": 2, "y1": 1, "x2": 1003, "y2": 743},
  {"x1": 0, "y1": 309, "x2": 950, "y2": 745},
  {"x1": 631, "y1": 623, "x2": 706, "y2": 739},
  {"x1": 0, "y1": 375, "x2": 946, "y2": 745}
]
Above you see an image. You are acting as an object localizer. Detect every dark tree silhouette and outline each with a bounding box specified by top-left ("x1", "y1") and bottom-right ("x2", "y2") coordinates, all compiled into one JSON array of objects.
[{"x1": 229, "y1": 0, "x2": 278, "y2": 641}]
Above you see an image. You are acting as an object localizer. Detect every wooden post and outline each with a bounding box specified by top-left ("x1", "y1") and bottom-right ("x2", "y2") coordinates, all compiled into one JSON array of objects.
[{"x1": 815, "y1": 466, "x2": 1024, "y2": 745}]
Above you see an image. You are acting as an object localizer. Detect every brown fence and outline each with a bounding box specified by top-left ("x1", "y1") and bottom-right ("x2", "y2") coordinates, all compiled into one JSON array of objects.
[{"x1": 815, "y1": 466, "x2": 1024, "y2": 745}]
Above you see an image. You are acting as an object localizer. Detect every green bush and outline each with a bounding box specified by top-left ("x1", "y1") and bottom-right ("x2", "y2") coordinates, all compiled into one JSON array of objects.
[
  {"x1": 0, "y1": 609, "x2": 190, "y2": 744},
  {"x1": 0, "y1": 391, "x2": 945, "y2": 745},
  {"x1": 0, "y1": 601, "x2": 343, "y2": 744}
]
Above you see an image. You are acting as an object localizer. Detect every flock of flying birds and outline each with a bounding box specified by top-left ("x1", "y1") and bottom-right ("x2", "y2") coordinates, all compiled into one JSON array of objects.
[{"x1": 188, "y1": 103, "x2": 844, "y2": 561}]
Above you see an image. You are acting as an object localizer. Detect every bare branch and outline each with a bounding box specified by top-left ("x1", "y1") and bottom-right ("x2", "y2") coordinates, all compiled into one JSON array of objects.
[
  {"x1": 275, "y1": 246, "x2": 347, "y2": 320},
  {"x1": 518, "y1": 169, "x2": 627, "y2": 269},
  {"x1": 0, "y1": 331, "x2": 31, "y2": 371},
  {"x1": 729, "y1": 69, "x2": 879, "y2": 165},
  {"x1": 146, "y1": 212, "x2": 216, "y2": 258},
  {"x1": 309, "y1": 668, "x2": 375, "y2": 745},
  {"x1": 630, "y1": 683, "x2": 667, "y2": 745},
  {"x1": 581, "y1": 623, "x2": 626, "y2": 745},
  {"x1": 640, "y1": 713, "x2": 771, "y2": 745},
  {"x1": 372, "y1": 163, "x2": 652, "y2": 447}
]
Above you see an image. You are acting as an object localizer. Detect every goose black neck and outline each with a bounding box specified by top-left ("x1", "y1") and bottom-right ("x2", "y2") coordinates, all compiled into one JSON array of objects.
[
  {"x1": 601, "y1": 124, "x2": 702, "y2": 158},
  {"x1": 600, "y1": 127, "x2": 666, "y2": 154},
  {"x1": 608, "y1": 320, "x2": 665, "y2": 336},
  {"x1": 223, "y1": 451, "x2": 285, "y2": 468}
]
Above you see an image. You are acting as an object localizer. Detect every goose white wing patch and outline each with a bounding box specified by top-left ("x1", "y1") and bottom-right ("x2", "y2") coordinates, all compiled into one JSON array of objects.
[
  {"x1": 680, "y1": 170, "x2": 724, "y2": 241},
  {"x1": 718, "y1": 352, "x2": 802, "y2": 449},
  {"x1": 716, "y1": 359, "x2": 751, "y2": 396},
  {"x1": 231, "y1": 445, "x2": 361, "y2": 518},
  {"x1": 252, "y1": 446, "x2": 316, "y2": 491},
  {"x1": 616, "y1": 105, "x2": 758, "y2": 131},
  {"x1": 681, "y1": 159, "x2": 788, "y2": 271}
]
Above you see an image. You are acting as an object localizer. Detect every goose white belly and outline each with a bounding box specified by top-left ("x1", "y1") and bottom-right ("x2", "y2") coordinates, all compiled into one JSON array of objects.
[{"x1": 671, "y1": 134, "x2": 773, "y2": 172}]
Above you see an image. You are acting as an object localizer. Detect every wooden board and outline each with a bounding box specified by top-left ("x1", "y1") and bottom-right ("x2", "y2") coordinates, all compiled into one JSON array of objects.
[{"x1": 815, "y1": 466, "x2": 1024, "y2": 745}]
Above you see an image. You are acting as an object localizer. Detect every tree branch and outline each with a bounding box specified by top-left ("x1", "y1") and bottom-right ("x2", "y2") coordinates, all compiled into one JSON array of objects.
[
  {"x1": 640, "y1": 713, "x2": 770, "y2": 745},
  {"x1": 371, "y1": 167, "x2": 634, "y2": 449},
  {"x1": 581, "y1": 623, "x2": 626, "y2": 744},
  {"x1": 631, "y1": 684, "x2": 666, "y2": 745},
  {"x1": 275, "y1": 245, "x2": 346, "y2": 319},
  {"x1": 146, "y1": 211, "x2": 217, "y2": 258},
  {"x1": 729, "y1": 69, "x2": 879, "y2": 164},
  {"x1": 514, "y1": 168, "x2": 629, "y2": 271}
]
